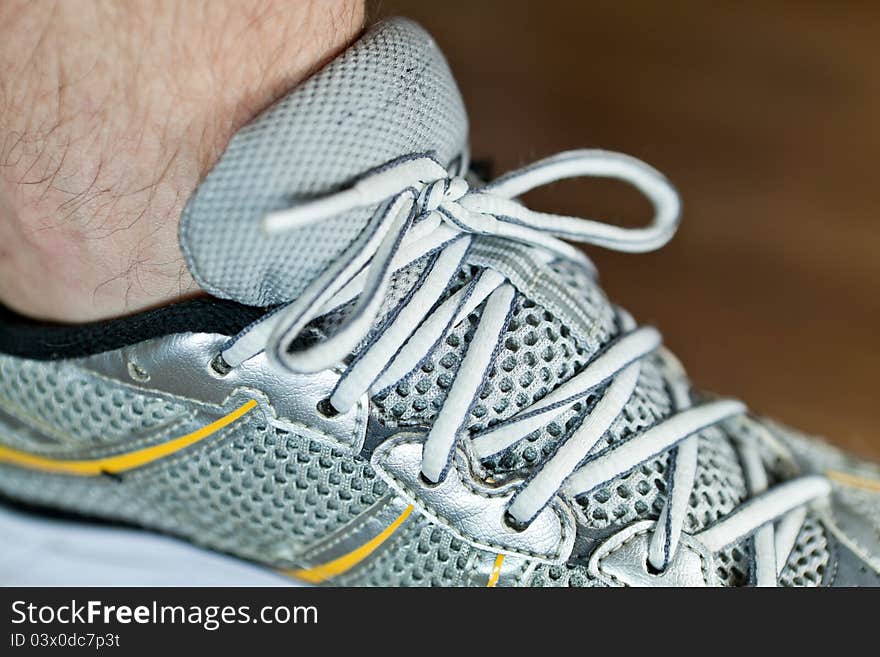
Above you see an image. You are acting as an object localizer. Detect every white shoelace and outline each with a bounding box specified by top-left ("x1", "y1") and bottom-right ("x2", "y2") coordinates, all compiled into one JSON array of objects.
[{"x1": 221, "y1": 149, "x2": 830, "y2": 583}]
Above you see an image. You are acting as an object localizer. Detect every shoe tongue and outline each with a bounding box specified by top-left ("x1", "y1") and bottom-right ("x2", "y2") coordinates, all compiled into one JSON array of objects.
[{"x1": 180, "y1": 18, "x2": 468, "y2": 307}]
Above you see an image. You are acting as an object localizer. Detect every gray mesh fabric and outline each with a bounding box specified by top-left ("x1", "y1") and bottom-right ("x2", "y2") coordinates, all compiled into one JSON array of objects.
[
  {"x1": 335, "y1": 514, "x2": 475, "y2": 586},
  {"x1": 0, "y1": 413, "x2": 387, "y2": 564},
  {"x1": 373, "y1": 291, "x2": 599, "y2": 444},
  {"x1": 835, "y1": 486, "x2": 880, "y2": 531},
  {"x1": 0, "y1": 355, "x2": 187, "y2": 448},
  {"x1": 180, "y1": 18, "x2": 468, "y2": 307},
  {"x1": 526, "y1": 546, "x2": 760, "y2": 589},
  {"x1": 778, "y1": 513, "x2": 829, "y2": 587},
  {"x1": 529, "y1": 563, "x2": 605, "y2": 587},
  {"x1": 716, "y1": 543, "x2": 751, "y2": 586},
  {"x1": 371, "y1": 288, "x2": 748, "y2": 534},
  {"x1": 685, "y1": 429, "x2": 748, "y2": 530},
  {"x1": 365, "y1": 257, "x2": 762, "y2": 582}
]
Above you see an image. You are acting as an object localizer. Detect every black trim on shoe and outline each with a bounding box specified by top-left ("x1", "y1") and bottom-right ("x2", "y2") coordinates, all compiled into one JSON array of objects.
[
  {"x1": 0, "y1": 491, "x2": 136, "y2": 529},
  {"x1": 0, "y1": 296, "x2": 270, "y2": 360}
]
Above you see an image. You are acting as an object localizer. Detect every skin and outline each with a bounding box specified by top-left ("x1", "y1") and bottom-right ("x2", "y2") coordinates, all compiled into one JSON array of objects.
[{"x1": 0, "y1": 0, "x2": 365, "y2": 322}]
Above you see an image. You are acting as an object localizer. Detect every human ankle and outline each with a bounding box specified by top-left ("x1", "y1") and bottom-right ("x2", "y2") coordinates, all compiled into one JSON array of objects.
[{"x1": 0, "y1": 0, "x2": 364, "y2": 322}]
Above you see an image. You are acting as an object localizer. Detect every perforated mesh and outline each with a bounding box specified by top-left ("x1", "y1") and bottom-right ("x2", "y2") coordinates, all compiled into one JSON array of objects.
[
  {"x1": 140, "y1": 419, "x2": 389, "y2": 556},
  {"x1": 579, "y1": 457, "x2": 669, "y2": 527},
  {"x1": 180, "y1": 18, "x2": 468, "y2": 307},
  {"x1": 716, "y1": 542, "x2": 751, "y2": 586},
  {"x1": 373, "y1": 303, "x2": 481, "y2": 425},
  {"x1": 778, "y1": 513, "x2": 829, "y2": 587},
  {"x1": 373, "y1": 293, "x2": 594, "y2": 438},
  {"x1": 575, "y1": 356, "x2": 673, "y2": 528},
  {"x1": 371, "y1": 267, "x2": 750, "y2": 543},
  {"x1": 473, "y1": 297, "x2": 594, "y2": 431},
  {"x1": 529, "y1": 563, "x2": 605, "y2": 587},
  {"x1": 0, "y1": 355, "x2": 186, "y2": 447},
  {"x1": 685, "y1": 429, "x2": 748, "y2": 531},
  {"x1": 528, "y1": 545, "x2": 752, "y2": 587},
  {"x1": 0, "y1": 412, "x2": 387, "y2": 563},
  {"x1": 486, "y1": 399, "x2": 598, "y2": 476},
  {"x1": 337, "y1": 515, "x2": 474, "y2": 586}
]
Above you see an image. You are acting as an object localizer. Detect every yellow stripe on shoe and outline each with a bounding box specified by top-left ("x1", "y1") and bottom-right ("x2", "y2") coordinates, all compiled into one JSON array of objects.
[
  {"x1": 287, "y1": 505, "x2": 414, "y2": 584},
  {"x1": 486, "y1": 554, "x2": 505, "y2": 587},
  {"x1": 0, "y1": 399, "x2": 258, "y2": 476}
]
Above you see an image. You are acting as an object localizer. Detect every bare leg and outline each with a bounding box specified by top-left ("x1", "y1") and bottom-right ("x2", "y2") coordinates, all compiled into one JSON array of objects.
[{"x1": 0, "y1": 0, "x2": 365, "y2": 322}]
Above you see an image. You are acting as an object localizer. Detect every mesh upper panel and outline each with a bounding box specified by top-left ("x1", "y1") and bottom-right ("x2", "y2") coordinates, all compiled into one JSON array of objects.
[
  {"x1": 369, "y1": 254, "x2": 754, "y2": 573},
  {"x1": 529, "y1": 563, "x2": 605, "y2": 587},
  {"x1": 0, "y1": 414, "x2": 387, "y2": 563},
  {"x1": 778, "y1": 513, "x2": 829, "y2": 587},
  {"x1": 0, "y1": 355, "x2": 187, "y2": 447},
  {"x1": 374, "y1": 293, "x2": 594, "y2": 436},
  {"x1": 546, "y1": 258, "x2": 618, "y2": 345},
  {"x1": 578, "y1": 455, "x2": 669, "y2": 527},
  {"x1": 716, "y1": 542, "x2": 751, "y2": 587},
  {"x1": 364, "y1": 252, "x2": 762, "y2": 584},
  {"x1": 180, "y1": 18, "x2": 468, "y2": 307},
  {"x1": 336, "y1": 514, "x2": 475, "y2": 586},
  {"x1": 574, "y1": 357, "x2": 674, "y2": 528},
  {"x1": 373, "y1": 302, "x2": 483, "y2": 425},
  {"x1": 141, "y1": 421, "x2": 388, "y2": 556},
  {"x1": 685, "y1": 429, "x2": 748, "y2": 530}
]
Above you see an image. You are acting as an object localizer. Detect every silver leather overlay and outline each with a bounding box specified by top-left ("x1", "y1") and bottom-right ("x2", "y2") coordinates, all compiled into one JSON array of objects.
[
  {"x1": 82, "y1": 333, "x2": 368, "y2": 452},
  {"x1": 821, "y1": 504, "x2": 880, "y2": 575},
  {"x1": 464, "y1": 551, "x2": 532, "y2": 587},
  {"x1": 371, "y1": 434, "x2": 576, "y2": 562},
  {"x1": 0, "y1": 405, "x2": 195, "y2": 461},
  {"x1": 589, "y1": 520, "x2": 717, "y2": 587}
]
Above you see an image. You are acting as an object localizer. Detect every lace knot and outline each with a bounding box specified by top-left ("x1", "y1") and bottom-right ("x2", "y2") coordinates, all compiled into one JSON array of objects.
[{"x1": 416, "y1": 176, "x2": 469, "y2": 216}]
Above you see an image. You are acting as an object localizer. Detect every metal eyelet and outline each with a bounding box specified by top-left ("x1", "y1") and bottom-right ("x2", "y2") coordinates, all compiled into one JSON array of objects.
[
  {"x1": 209, "y1": 354, "x2": 232, "y2": 377},
  {"x1": 502, "y1": 511, "x2": 529, "y2": 533},
  {"x1": 126, "y1": 361, "x2": 150, "y2": 383},
  {"x1": 418, "y1": 471, "x2": 445, "y2": 488},
  {"x1": 645, "y1": 557, "x2": 666, "y2": 576},
  {"x1": 316, "y1": 398, "x2": 339, "y2": 418}
]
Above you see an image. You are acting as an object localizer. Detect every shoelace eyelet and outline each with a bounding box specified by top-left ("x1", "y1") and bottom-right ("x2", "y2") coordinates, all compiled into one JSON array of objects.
[
  {"x1": 503, "y1": 511, "x2": 530, "y2": 533},
  {"x1": 316, "y1": 398, "x2": 340, "y2": 418},
  {"x1": 644, "y1": 557, "x2": 666, "y2": 576},
  {"x1": 126, "y1": 361, "x2": 150, "y2": 383},
  {"x1": 209, "y1": 354, "x2": 232, "y2": 377},
  {"x1": 418, "y1": 471, "x2": 444, "y2": 488}
]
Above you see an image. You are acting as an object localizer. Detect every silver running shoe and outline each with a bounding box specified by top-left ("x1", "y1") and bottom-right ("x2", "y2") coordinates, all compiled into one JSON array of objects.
[{"x1": 1, "y1": 18, "x2": 878, "y2": 587}]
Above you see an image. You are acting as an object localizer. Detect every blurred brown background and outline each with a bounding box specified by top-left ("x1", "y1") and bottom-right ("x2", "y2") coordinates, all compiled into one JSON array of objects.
[{"x1": 376, "y1": 1, "x2": 880, "y2": 458}]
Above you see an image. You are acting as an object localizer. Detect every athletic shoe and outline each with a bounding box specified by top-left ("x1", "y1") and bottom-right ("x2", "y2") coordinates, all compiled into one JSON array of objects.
[{"x1": 1, "y1": 18, "x2": 878, "y2": 587}]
